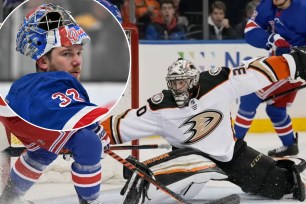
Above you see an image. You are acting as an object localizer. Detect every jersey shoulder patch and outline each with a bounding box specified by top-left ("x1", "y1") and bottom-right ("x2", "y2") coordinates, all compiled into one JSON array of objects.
[
  {"x1": 198, "y1": 67, "x2": 230, "y2": 98},
  {"x1": 208, "y1": 67, "x2": 222, "y2": 76},
  {"x1": 151, "y1": 93, "x2": 164, "y2": 104},
  {"x1": 148, "y1": 90, "x2": 177, "y2": 111}
]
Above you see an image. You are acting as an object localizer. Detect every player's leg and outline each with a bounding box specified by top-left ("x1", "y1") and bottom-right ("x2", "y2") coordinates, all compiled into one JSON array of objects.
[
  {"x1": 214, "y1": 139, "x2": 305, "y2": 201},
  {"x1": 64, "y1": 128, "x2": 103, "y2": 204},
  {"x1": 121, "y1": 148, "x2": 227, "y2": 204},
  {"x1": 0, "y1": 148, "x2": 58, "y2": 203},
  {"x1": 234, "y1": 92, "x2": 262, "y2": 139},
  {"x1": 266, "y1": 105, "x2": 298, "y2": 157}
]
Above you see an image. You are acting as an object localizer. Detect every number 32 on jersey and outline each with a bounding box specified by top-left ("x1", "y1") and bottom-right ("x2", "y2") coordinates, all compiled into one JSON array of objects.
[{"x1": 51, "y1": 88, "x2": 85, "y2": 107}]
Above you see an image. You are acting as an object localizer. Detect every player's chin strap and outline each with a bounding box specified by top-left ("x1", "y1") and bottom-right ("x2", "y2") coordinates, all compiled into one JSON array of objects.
[{"x1": 105, "y1": 149, "x2": 240, "y2": 204}]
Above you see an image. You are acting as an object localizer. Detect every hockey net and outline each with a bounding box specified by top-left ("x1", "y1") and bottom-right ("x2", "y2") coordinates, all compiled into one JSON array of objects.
[{"x1": 2, "y1": 24, "x2": 139, "y2": 185}]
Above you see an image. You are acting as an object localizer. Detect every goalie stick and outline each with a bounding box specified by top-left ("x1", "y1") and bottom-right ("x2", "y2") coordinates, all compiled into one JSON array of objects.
[
  {"x1": 3, "y1": 144, "x2": 172, "y2": 157},
  {"x1": 106, "y1": 149, "x2": 240, "y2": 204}
]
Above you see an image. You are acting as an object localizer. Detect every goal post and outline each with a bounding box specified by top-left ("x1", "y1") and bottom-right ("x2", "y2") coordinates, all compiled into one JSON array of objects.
[{"x1": 122, "y1": 22, "x2": 140, "y2": 159}]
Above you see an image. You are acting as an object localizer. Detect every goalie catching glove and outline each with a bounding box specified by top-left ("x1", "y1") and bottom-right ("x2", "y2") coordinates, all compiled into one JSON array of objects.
[
  {"x1": 121, "y1": 148, "x2": 227, "y2": 204},
  {"x1": 120, "y1": 156, "x2": 153, "y2": 204}
]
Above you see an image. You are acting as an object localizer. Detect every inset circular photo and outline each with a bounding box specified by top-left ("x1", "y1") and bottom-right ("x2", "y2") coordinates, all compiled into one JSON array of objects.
[{"x1": 0, "y1": 0, "x2": 130, "y2": 130}]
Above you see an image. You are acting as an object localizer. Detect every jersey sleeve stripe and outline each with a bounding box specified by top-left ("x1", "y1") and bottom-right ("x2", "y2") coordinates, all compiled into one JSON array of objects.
[
  {"x1": 62, "y1": 106, "x2": 108, "y2": 130},
  {"x1": 244, "y1": 20, "x2": 260, "y2": 33}
]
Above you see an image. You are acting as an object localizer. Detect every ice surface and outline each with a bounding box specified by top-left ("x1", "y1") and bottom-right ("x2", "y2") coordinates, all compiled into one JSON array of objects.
[{"x1": 15, "y1": 133, "x2": 306, "y2": 203}]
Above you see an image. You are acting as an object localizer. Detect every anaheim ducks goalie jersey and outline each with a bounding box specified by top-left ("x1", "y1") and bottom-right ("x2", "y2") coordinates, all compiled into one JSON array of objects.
[
  {"x1": 6, "y1": 71, "x2": 108, "y2": 130},
  {"x1": 102, "y1": 56, "x2": 296, "y2": 162}
]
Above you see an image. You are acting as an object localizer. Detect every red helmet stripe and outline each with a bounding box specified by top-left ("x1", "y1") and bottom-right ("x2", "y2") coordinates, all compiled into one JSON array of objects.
[{"x1": 59, "y1": 26, "x2": 72, "y2": 46}]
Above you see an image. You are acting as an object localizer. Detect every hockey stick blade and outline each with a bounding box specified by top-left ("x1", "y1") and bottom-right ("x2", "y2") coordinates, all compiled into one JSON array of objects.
[
  {"x1": 105, "y1": 149, "x2": 191, "y2": 204},
  {"x1": 204, "y1": 194, "x2": 240, "y2": 204}
]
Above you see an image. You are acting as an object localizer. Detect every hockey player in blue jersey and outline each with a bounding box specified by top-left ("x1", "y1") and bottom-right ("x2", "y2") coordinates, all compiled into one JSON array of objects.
[
  {"x1": 0, "y1": 4, "x2": 112, "y2": 204},
  {"x1": 234, "y1": 0, "x2": 306, "y2": 157}
]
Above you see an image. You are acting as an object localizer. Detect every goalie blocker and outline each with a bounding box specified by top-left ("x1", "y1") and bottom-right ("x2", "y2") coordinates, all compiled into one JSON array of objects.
[{"x1": 122, "y1": 141, "x2": 305, "y2": 203}]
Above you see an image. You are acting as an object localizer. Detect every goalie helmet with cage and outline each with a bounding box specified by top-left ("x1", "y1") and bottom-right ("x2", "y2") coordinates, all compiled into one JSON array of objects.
[
  {"x1": 166, "y1": 58, "x2": 200, "y2": 107},
  {"x1": 16, "y1": 3, "x2": 90, "y2": 60}
]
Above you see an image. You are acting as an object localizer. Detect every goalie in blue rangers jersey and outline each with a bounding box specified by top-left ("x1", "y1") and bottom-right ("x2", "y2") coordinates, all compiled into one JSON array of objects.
[
  {"x1": 102, "y1": 54, "x2": 306, "y2": 203},
  {"x1": 0, "y1": 4, "x2": 111, "y2": 204}
]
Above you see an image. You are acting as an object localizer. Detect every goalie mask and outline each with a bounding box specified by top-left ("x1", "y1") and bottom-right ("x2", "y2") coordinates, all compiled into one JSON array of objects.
[
  {"x1": 16, "y1": 3, "x2": 90, "y2": 60},
  {"x1": 166, "y1": 58, "x2": 200, "y2": 107}
]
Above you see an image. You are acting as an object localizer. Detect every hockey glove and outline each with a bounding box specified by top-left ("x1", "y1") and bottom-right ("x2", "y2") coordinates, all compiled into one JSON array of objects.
[
  {"x1": 94, "y1": 125, "x2": 110, "y2": 158},
  {"x1": 288, "y1": 46, "x2": 306, "y2": 80},
  {"x1": 120, "y1": 156, "x2": 153, "y2": 204},
  {"x1": 266, "y1": 33, "x2": 291, "y2": 56}
]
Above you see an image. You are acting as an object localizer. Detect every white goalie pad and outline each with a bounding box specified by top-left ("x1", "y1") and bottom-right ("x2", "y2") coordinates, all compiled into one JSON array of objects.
[{"x1": 145, "y1": 154, "x2": 228, "y2": 203}]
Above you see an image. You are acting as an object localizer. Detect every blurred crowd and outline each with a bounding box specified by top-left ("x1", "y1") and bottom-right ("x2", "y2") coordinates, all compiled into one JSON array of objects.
[
  {"x1": 117, "y1": 0, "x2": 260, "y2": 40},
  {"x1": 2, "y1": 0, "x2": 260, "y2": 40}
]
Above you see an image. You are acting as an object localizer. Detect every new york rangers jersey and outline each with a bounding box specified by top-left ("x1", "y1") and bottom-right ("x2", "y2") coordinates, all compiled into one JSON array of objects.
[
  {"x1": 0, "y1": 95, "x2": 76, "y2": 154},
  {"x1": 6, "y1": 71, "x2": 108, "y2": 130},
  {"x1": 103, "y1": 56, "x2": 295, "y2": 162},
  {"x1": 245, "y1": 0, "x2": 306, "y2": 48}
]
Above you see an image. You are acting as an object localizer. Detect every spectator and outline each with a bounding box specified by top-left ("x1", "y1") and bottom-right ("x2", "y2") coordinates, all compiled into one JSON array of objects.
[
  {"x1": 173, "y1": 0, "x2": 188, "y2": 27},
  {"x1": 208, "y1": 0, "x2": 237, "y2": 40},
  {"x1": 135, "y1": 0, "x2": 160, "y2": 38},
  {"x1": 234, "y1": 1, "x2": 258, "y2": 39},
  {"x1": 146, "y1": 0, "x2": 186, "y2": 40}
]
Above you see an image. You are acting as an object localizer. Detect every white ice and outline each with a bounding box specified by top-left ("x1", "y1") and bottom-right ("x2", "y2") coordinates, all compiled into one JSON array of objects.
[{"x1": 16, "y1": 132, "x2": 306, "y2": 203}]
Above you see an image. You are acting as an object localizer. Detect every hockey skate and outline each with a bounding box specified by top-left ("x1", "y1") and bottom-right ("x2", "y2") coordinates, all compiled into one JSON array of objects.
[
  {"x1": 78, "y1": 196, "x2": 102, "y2": 204},
  {"x1": 268, "y1": 133, "x2": 299, "y2": 157}
]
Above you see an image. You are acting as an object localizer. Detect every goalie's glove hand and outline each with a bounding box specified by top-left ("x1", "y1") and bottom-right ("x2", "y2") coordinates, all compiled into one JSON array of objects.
[
  {"x1": 121, "y1": 156, "x2": 153, "y2": 204},
  {"x1": 93, "y1": 125, "x2": 110, "y2": 158},
  {"x1": 288, "y1": 46, "x2": 306, "y2": 81},
  {"x1": 266, "y1": 33, "x2": 291, "y2": 56}
]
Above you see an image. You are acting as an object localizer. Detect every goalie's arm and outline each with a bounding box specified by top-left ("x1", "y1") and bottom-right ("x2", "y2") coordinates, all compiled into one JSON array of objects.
[
  {"x1": 101, "y1": 106, "x2": 161, "y2": 144},
  {"x1": 229, "y1": 51, "x2": 305, "y2": 99}
]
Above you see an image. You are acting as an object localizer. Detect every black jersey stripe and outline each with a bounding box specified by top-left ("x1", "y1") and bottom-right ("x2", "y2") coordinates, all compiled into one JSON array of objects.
[{"x1": 262, "y1": 58, "x2": 278, "y2": 80}]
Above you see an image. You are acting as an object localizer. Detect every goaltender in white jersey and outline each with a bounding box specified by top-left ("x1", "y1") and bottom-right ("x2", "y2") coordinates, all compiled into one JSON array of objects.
[{"x1": 102, "y1": 48, "x2": 306, "y2": 203}]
